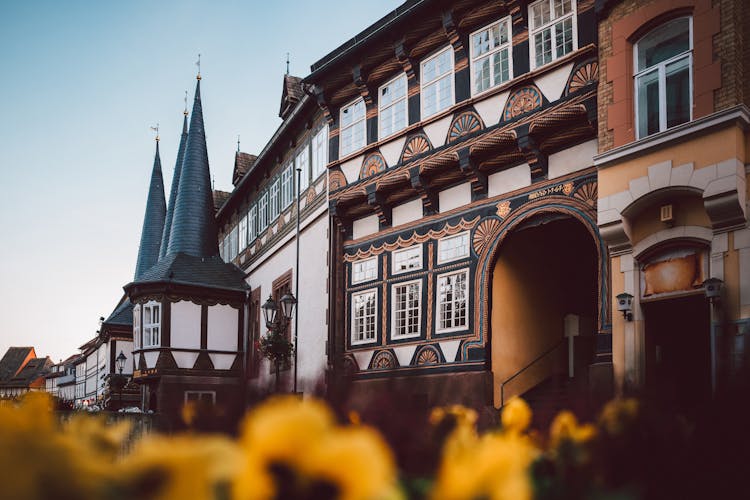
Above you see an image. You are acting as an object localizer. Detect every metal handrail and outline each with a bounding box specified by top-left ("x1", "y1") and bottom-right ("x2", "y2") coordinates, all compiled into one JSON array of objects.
[{"x1": 500, "y1": 338, "x2": 566, "y2": 407}]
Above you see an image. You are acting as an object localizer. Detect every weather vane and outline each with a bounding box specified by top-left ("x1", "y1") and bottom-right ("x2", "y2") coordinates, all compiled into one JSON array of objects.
[
  {"x1": 183, "y1": 90, "x2": 189, "y2": 115},
  {"x1": 286, "y1": 52, "x2": 290, "y2": 75},
  {"x1": 196, "y1": 53, "x2": 201, "y2": 80},
  {"x1": 150, "y1": 123, "x2": 160, "y2": 142},
  {"x1": 237, "y1": 134, "x2": 241, "y2": 153}
]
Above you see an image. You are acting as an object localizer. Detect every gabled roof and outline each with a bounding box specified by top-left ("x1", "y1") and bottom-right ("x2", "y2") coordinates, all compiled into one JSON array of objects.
[
  {"x1": 232, "y1": 152, "x2": 257, "y2": 186},
  {"x1": 102, "y1": 295, "x2": 133, "y2": 327},
  {"x1": 134, "y1": 141, "x2": 167, "y2": 279},
  {"x1": 160, "y1": 113, "x2": 190, "y2": 259},
  {"x1": 213, "y1": 190, "x2": 232, "y2": 214},
  {"x1": 132, "y1": 252, "x2": 249, "y2": 292},
  {"x1": 279, "y1": 74, "x2": 304, "y2": 119},
  {"x1": 165, "y1": 78, "x2": 219, "y2": 258},
  {"x1": 3, "y1": 357, "x2": 53, "y2": 387},
  {"x1": 0, "y1": 347, "x2": 35, "y2": 382}
]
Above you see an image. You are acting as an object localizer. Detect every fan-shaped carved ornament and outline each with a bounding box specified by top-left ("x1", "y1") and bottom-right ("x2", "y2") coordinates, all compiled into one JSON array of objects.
[
  {"x1": 572, "y1": 181, "x2": 597, "y2": 207},
  {"x1": 503, "y1": 86, "x2": 542, "y2": 120},
  {"x1": 401, "y1": 134, "x2": 431, "y2": 163},
  {"x1": 473, "y1": 218, "x2": 502, "y2": 255},
  {"x1": 329, "y1": 169, "x2": 347, "y2": 191},
  {"x1": 566, "y1": 61, "x2": 599, "y2": 95},
  {"x1": 371, "y1": 350, "x2": 397, "y2": 370},
  {"x1": 448, "y1": 112, "x2": 483, "y2": 143},
  {"x1": 416, "y1": 346, "x2": 440, "y2": 365},
  {"x1": 360, "y1": 152, "x2": 387, "y2": 179}
]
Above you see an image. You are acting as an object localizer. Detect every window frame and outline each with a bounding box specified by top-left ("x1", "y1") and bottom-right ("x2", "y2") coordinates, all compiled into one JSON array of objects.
[
  {"x1": 133, "y1": 304, "x2": 141, "y2": 350},
  {"x1": 437, "y1": 231, "x2": 470, "y2": 264},
  {"x1": 229, "y1": 224, "x2": 239, "y2": 260},
  {"x1": 311, "y1": 126, "x2": 329, "y2": 180},
  {"x1": 351, "y1": 288, "x2": 378, "y2": 346},
  {"x1": 469, "y1": 16, "x2": 513, "y2": 96},
  {"x1": 248, "y1": 204, "x2": 257, "y2": 242},
  {"x1": 392, "y1": 245, "x2": 423, "y2": 275},
  {"x1": 436, "y1": 268, "x2": 470, "y2": 333},
  {"x1": 339, "y1": 97, "x2": 367, "y2": 158},
  {"x1": 269, "y1": 177, "x2": 281, "y2": 222},
  {"x1": 142, "y1": 301, "x2": 161, "y2": 348},
  {"x1": 378, "y1": 73, "x2": 408, "y2": 140},
  {"x1": 258, "y1": 190, "x2": 269, "y2": 232},
  {"x1": 352, "y1": 256, "x2": 378, "y2": 285},
  {"x1": 281, "y1": 163, "x2": 294, "y2": 208},
  {"x1": 391, "y1": 279, "x2": 422, "y2": 340},
  {"x1": 296, "y1": 145, "x2": 311, "y2": 192},
  {"x1": 528, "y1": 0, "x2": 578, "y2": 70},
  {"x1": 633, "y1": 16, "x2": 693, "y2": 139},
  {"x1": 238, "y1": 214, "x2": 248, "y2": 252},
  {"x1": 420, "y1": 46, "x2": 455, "y2": 119},
  {"x1": 184, "y1": 391, "x2": 216, "y2": 405}
]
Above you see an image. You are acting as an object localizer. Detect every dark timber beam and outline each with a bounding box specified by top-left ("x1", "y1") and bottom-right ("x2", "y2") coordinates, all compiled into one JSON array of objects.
[
  {"x1": 516, "y1": 124, "x2": 548, "y2": 181},
  {"x1": 457, "y1": 147, "x2": 488, "y2": 201},
  {"x1": 409, "y1": 166, "x2": 439, "y2": 215},
  {"x1": 352, "y1": 64, "x2": 375, "y2": 106},
  {"x1": 366, "y1": 184, "x2": 392, "y2": 228}
]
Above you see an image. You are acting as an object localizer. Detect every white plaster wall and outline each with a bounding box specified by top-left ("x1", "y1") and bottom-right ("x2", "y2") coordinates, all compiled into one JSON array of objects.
[
  {"x1": 439, "y1": 182, "x2": 472, "y2": 213},
  {"x1": 548, "y1": 139, "x2": 598, "y2": 179},
  {"x1": 171, "y1": 300, "x2": 202, "y2": 349},
  {"x1": 207, "y1": 304, "x2": 239, "y2": 351},
  {"x1": 246, "y1": 212, "x2": 329, "y2": 393},
  {"x1": 424, "y1": 114, "x2": 453, "y2": 148},
  {"x1": 353, "y1": 214, "x2": 380, "y2": 240},
  {"x1": 340, "y1": 154, "x2": 364, "y2": 184},
  {"x1": 116, "y1": 340, "x2": 134, "y2": 375},
  {"x1": 144, "y1": 351, "x2": 159, "y2": 369},
  {"x1": 534, "y1": 62, "x2": 574, "y2": 102},
  {"x1": 473, "y1": 91, "x2": 508, "y2": 127},
  {"x1": 173, "y1": 352, "x2": 199, "y2": 370},
  {"x1": 488, "y1": 164, "x2": 531, "y2": 197},
  {"x1": 85, "y1": 351, "x2": 97, "y2": 397},
  {"x1": 380, "y1": 135, "x2": 407, "y2": 167},
  {"x1": 392, "y1": 198, "x2": 423, "y2": 227}
]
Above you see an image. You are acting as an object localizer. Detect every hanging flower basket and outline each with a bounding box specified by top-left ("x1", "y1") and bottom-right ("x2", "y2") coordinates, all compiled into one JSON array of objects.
[{"x1": 259, "y1": 329, "x2": 294, "y2": 365}]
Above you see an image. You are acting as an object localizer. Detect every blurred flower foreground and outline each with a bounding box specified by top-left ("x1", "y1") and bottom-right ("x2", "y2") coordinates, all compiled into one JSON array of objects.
[{"x1": 0, "y1": 392, "x2": 741, "y2": 500}]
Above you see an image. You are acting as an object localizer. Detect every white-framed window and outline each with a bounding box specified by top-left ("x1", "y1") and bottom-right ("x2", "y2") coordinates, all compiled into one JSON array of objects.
[
  {"x1": 248, "y1": 205, "x2": 257, "y2": 242},
  {"x1": 296, "y1": 145, "x2": 310, "y2": 192},
  {"x1": 421, "y1": 47, "x2": 454, "y2": 119},
  {"x1": 437, "y1": 269, "x2": 469, "y2": 332},
  {"x1": 239, "y1": 215, "x2": 247, "y2": 251},
  {"x1": 529, "y1": 0, "x2": 577, "y2": 69},
  {"x1": 222, "y1": 235, "x2": 230, "y2": 262},
  {"x1": 438, "y1": 231, "x2": 470, "y2": 264},
  {"x1": 133, "y1": 304, "x2": 140, "y2": 350},
  {"x1": 339, "y1": 98, "x2": 366, "y2": 157},
  {"x1": 392, "y1": 245, "x2": 422, "y2": 275},
  {"x1": 142, "y1": 301, "x2": 161, "y2": 348},
  {"x1": 470, "y1": 17, "x2": 513, "y2": 95},
  {"x1": 352, "y1": 257, "x2": 378, "y2": 284},
  {"x1": 351, "y1": 289, "x2": 377, "y2": 345},
  {"x1": 281, "y1": 163, "x2": 294, "y2": 208},
  {"x1": 258, "y1": 190, "x2": 269, "y2": 231},
  {"x1": 378, "y1": 74, "x2": 407, "y2": 139},
  {"x1": 391, "y1": 280, "x2": 421, "y2": 339},
  {"x1": 634, "y1": 17, "x2": 692, "y2": 139},
  {"x1": 312, "y1": 126, "x2": 328, "y2": 179},
  {"x1": 269, "y1": 178, "x2": 280, "y2": 221},
  {"x1": 184, "y1": 391, "x2": 216, "y2": 405},
  {"x1": 229, "y1": 225, "x2": 238, "y2": 260}
]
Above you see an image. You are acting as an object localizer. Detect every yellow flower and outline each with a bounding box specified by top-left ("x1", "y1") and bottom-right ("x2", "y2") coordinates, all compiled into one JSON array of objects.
[
  {"x1": 501, "y1": 398, "x2": 532, "y2": 434},
  {"x1": 549, "y1": 410, "x2": 596, "y2": 448},
  {"x1": 598, "y1": 398, "x2": 639, "y2": 436}
]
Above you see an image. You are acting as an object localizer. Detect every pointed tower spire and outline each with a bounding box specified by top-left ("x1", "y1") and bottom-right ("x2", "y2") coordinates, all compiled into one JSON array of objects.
[
  {"x1": 159, "y1": 110, "x2": 189, "y2": 259},
  {"x1": 166, "y1": 77, "x2": 219, "y2": 257},
  {"x1": 134, "y1": 139, "x2": 166, "y2": 279}
]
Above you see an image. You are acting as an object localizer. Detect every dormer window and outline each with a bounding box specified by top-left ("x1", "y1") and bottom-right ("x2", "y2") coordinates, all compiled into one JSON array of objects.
[
  {"x1": 378, "y1": 74, "x2": 407, "y2": 139},
  {"x1": 634, "y1": 17, "x2": 692, "y2": 139},
  {"x1": 340, "y1": 98, "x2": 366, "y2": 157},
  {"x1": 529, "y1": 0, "x2": 577, "y2": 69},
  {"x1": 421, "y1": 47, "x2": 454, "y2": 119},
  {"x1": 470, "y1": 17, "x2": 512, "y2": 95}
]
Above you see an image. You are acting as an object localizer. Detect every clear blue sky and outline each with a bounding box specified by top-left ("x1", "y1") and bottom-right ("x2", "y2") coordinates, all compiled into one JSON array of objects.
[{"x1": 0, "y1": 0, "x2": 402, "y2": 362}]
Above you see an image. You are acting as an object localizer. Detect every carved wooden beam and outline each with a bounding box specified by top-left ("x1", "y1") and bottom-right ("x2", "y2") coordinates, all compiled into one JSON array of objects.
[
  {"x1": 516, "y1": 124, "x2": 548, "y2": 181},
  {"x1": 366, "y1": 184, "x2": 392, "y2": 227},
  {"x1": 507, "y1": 0, "x2": 525, "y2": 26},
  {"x1": 442, "y1": 11, "x2": 467, "y2": 58},
  {"x1": 394, "y1": 38, "x2": 417, "y2": 81},
  {"x1": 409, "y1": 166, "x2": 439, "y2": 215},
  {"x1": 457, "y1": 148, "x2": 488, "y2": 201},
  {"x1": 310, "y1": 84, "x2": 333, "y2": 125},
  {"x1": 352, "y1": 64, "x2": 375, "y2": 106},
  {"x1": 329, "y1": 199, "x2": 352, "y2": 237}
]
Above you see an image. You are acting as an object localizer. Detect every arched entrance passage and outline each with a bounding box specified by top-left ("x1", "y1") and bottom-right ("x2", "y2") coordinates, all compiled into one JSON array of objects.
[{"x1": 489, "y1": 211, "x2": 600, "y2": 410}]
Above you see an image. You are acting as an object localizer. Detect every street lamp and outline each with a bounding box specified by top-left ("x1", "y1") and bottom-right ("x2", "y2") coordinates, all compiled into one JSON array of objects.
[
  {"x1": 115, "y1": 350, "x2": 127, "y2": 409},
  {"x1": 259, "y1": 294, "x2": 297, "y2": 392}
]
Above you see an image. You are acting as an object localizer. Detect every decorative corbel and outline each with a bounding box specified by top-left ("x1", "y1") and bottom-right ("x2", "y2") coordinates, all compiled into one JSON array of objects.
[
  {"x1": 457, "y1": 147, "x2": 488, "y2": 201},
  {"x1": 409, "y1": 166, "x2": 439, "y2": 215},
  {"x1": 309, "y1": 84, "x2": 333, "y2": 125},
  {"x1": 329, "y1": 199, "x2": 353, "y2": 238},
  {"x1": 366, "y1": 184, "x2": 392, "y2": 228},
  {"x1": 507, "y1": 0, "x2": 525, "y2": 26},
  {"x1": 394, "y1": 38, "x2": 417, "y2": 81},
  {"x1": 352, "y1": 64, "x2": 375, "y2": 106},
  {"x1": 516, "y1": 124, "x2": 548, "y2": 181},
  {"x1": 441, "y1": 10, "x2": 467, "y2": 58},
  {"x1": 583, "y1": 98, "x2": 598, "y2": 130}
]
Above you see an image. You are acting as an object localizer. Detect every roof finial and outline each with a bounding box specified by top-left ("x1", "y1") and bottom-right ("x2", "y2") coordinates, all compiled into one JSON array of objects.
[
  {"x1": 150, "y1": 123, "x2": 160, "y2": 142},
  {"x1": 196, "y1": 53, "x2": 202, "y2": 80},
  {"x1": 237, "y1": 134, "x2": 241, "y2": 153},
  {"x1": 212, "y1": 176, "x2": 215, "y2": 191},
  {"x1": 183, "y1": 90, "x2": 189, "y2": 116},
  {"x1": 286, "y1": 52, "x2": 290, "y2": 75}
]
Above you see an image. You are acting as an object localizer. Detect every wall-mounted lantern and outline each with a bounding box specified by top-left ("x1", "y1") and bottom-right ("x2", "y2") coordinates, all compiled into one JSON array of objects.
[
  {"x1": 616, "y1": 292, "x2": 634, "y2": 321},
  {"x1": 702, "y1": 277, "x2": 723, "y2": 304}
]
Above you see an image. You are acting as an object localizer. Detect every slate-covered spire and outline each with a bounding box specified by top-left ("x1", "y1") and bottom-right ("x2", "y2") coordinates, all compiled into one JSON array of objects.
[
  {"x1": 159, "y1": 111, "x2": 189, "y2": 259},
  {"x1": 134, "y1": 140, "x2": 167, "y2": 279},
  {"x1": 166, "y1": 77, "x2": 219, "y2": 257}
]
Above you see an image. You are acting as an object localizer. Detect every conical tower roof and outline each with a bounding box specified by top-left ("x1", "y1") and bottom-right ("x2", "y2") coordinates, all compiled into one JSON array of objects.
[
  {"x1": 166, "y1": 78, "x2": 218, "y2": 257},
  {"x1": 133, "y1": 140, "x2": 166, "y2": 279},
  {"x1": 160, "y1": 112, "x2": 189, "y2": 259}
]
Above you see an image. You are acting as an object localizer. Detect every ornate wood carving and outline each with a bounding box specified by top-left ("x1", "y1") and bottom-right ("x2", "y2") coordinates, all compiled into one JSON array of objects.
[
  {"x1": 370, "y1": 350, "x2": 397, "y2": 370},
  {"x1": 516, "y1": 125, "x2": 548, "y2": 180},
  {"x1": 458, "y1": 147, "x2": 487, "y2": 200},
  {"x1": 566, "y1": 60, "x2": 599, "y2": 95},
  {"x1": 310, "y1": 84, "x2": 333, "y2": 125},
  {"x1": 409, "y1": 166, "x2": 439, "y2": 215},
  {"x1": 394, "y1": 38, "x2": 416, "y2": 81},
  {"x1": 401, "y1": 133, "x2": 432, "y2": 163},
  {"x1": 416, "y1": 346, "x2": 440, "y2": 365},
  {"x1": 329, "y1": 169, "x2": 347, "y2": 191},
  {"x1": 360, "y1": 152, "x2": 387, "y2": 179},
  {"x1": 352, "y1": 64, "x2": 374, "y2": 106},
  {"x1": 448, "y1": 111, "x2": 483, "y2": 143},
  {"x1": 503, "y1": 85, "x2": 543, "y2": 120},
  {"x1": 366, "y1": 185, "x2": 392, "y2": 227}
]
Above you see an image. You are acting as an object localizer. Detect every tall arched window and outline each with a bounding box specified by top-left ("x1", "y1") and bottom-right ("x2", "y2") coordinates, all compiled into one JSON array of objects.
[{"x1": 634, "y1": 17, "x2": 692, "y2": 139}]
